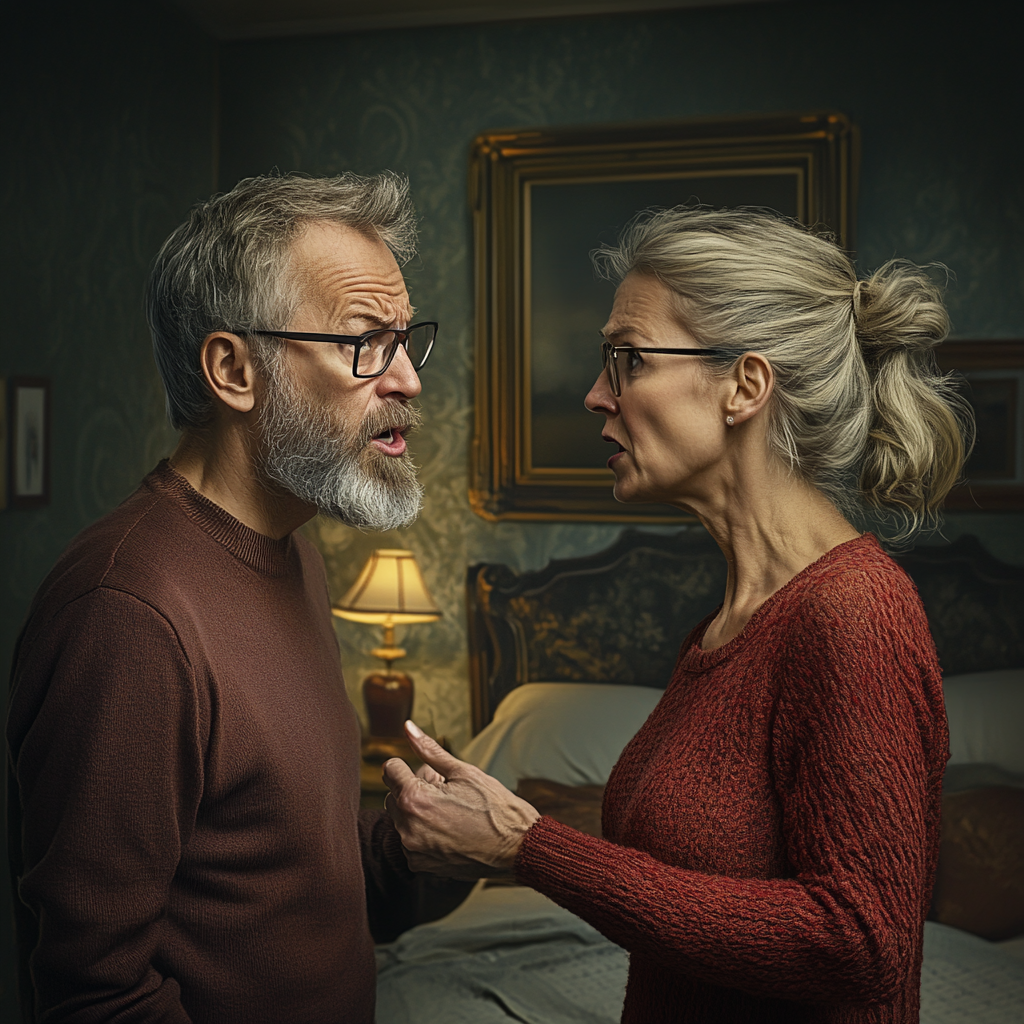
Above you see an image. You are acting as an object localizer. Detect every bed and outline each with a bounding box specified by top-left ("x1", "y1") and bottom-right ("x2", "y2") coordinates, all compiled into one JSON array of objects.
[{"x1": 375, "y1": 530, "x2": 1024, "y2": 1023}]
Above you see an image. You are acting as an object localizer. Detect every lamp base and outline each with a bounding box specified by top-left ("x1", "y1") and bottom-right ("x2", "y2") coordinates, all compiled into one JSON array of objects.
[{"x1": 362, "y1": 668, "x2": 414, "y2": 762}]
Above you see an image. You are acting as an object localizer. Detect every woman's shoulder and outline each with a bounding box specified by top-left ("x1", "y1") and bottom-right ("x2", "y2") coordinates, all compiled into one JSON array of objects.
[
  {"x1": 792, "y1": 534, "x2": 920, "y2": 608},
  {"x1": 779, "y1": 534, "x2": 934, "y2": 656}
]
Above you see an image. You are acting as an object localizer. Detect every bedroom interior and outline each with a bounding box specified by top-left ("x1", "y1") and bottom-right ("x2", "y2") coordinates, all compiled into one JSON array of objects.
[{"x1": 1, "y1": 0, "x2": 1019, "y2": 1019}]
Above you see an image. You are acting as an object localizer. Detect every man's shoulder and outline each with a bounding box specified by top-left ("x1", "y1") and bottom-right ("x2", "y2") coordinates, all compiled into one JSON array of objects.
[{"x1": 27, "y1": 468, "x2": 199, "y2": 624}]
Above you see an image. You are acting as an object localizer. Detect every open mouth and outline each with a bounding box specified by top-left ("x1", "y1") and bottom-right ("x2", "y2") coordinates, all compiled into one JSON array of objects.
[
  {"x1": 603, "y1": 435, "x2": 628, "y2": 467},
  {"x1": 370, "y1": 424, "x2": 409, "y2": 456}
]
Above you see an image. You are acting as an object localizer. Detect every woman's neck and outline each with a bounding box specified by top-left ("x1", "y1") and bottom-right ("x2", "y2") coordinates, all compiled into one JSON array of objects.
[{"x1": 688, "y1": 467, "x2": 860, "y2": 651}]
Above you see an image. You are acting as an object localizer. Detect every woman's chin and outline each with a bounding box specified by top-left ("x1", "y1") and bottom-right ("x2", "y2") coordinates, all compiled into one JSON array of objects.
[
  {"x1": 612, "y1": 480, "x2": 649, "y2": 505},
  {"x1": 613, "y1": 478, "x2": 688, "y2": 510}
]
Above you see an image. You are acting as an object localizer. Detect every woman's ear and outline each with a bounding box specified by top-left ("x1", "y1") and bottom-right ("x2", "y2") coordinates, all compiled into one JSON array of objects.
[
  {"x1": 724, "y1": 352, "x2": 773, "y2": 426},
  {"x1": 199, "y1": 332, "x2": 258, "y2": 414}
]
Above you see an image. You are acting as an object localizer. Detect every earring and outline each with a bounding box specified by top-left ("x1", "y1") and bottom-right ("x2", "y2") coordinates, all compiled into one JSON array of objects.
[{"x1": 726, "y1": 416, "x2": 735, "y2": 426}]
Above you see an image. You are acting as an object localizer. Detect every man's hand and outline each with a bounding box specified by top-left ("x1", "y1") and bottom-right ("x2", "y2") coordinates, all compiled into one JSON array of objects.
[{"x1": 382, "y1": 721, "x2": 540, "y2": 877}]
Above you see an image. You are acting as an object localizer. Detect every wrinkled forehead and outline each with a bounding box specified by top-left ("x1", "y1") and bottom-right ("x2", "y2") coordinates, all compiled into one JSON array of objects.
[
  {"x1": 601, "y1": 271, "x2": 679, "y2": 341},
  {"x1": 286, "y1": 220, "x2": 413, "y2": 327}
]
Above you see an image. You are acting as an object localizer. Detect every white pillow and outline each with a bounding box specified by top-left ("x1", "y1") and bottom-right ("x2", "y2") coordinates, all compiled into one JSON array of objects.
[
  {"x1": 943, "y1": 669, "x2": 1024, "y2": 774},
  {"x1": 459, "y1": 683, "x2": 663, "y2": 789}
]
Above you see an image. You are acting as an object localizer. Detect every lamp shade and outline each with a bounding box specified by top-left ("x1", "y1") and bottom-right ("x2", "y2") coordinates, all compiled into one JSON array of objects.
[{"x1": 332, "y1": 549, "x2": 441, "y2": 625}]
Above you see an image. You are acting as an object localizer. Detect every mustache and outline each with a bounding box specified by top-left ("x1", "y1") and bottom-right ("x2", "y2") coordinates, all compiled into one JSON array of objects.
[{"x1": 358, "y1": 401, "x2": 423, "y2": 447}]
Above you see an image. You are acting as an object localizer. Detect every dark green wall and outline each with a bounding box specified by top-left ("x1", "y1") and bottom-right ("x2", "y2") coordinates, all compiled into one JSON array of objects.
[
  {"x1": 0, "y1": 2, "x2": 216, "y2": 1014},
  {"x1": 217, "y1": 0, "x2": 1024, "y2": 753},
  {"x1": 1, "y1": 0, "x2": 1020, "y2": 1016}
]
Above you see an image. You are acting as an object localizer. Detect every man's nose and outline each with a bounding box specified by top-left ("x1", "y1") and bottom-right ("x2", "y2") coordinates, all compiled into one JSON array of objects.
[{"x1": 379, "y1": 343, "x2": 422, "y2": 398}]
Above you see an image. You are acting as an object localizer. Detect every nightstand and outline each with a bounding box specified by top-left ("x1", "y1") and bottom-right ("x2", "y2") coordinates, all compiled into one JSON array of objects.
[{"x1": 360, "y1": 759, "x2": 390, "y2": 809}]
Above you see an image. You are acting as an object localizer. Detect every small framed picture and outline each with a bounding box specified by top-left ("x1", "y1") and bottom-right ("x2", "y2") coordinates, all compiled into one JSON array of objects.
[
  {"x1": 0, "y1": 376, "x2": 7, "y2": 510},
  {"x1": 938, "y1": 342, "x2": 1024, "y2": 511},
  {"x1": 9, "y1": 377, "x2": 51, "y2": 508}
]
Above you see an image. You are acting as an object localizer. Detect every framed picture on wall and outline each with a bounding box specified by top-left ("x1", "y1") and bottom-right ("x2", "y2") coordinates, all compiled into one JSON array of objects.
[
  {"x1": 9, "y1": 376, "x2": 51, "y2": 509},
  {"x1": 938, "y1": 341, "x2": 1024, "y2": 511},
  {"x1": 469, "y1": 111, "x2": 858, "y2": 521},
  {"x1": 0, "y1": 376, "x2": 7, "y2": 510}
]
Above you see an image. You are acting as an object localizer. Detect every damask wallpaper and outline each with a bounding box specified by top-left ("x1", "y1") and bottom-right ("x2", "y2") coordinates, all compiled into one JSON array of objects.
[
  {"x1": 0, "y1": 4, "x2": 215, "y2": 1011},
  {"x1": 217, "y1": 0, "x2": 1022, "y2": 753},
  {"x1": 0, "y1": 2, "x2": 214, "y2": 672},
  {"x1": 0, "y1": 0, "x2": 1020, "y2": 1015}
]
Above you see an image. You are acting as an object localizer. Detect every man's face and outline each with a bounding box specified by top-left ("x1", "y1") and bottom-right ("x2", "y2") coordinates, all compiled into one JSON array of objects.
[{"x1": 256, "y1": 221, "x2": 425, "y2": 531}]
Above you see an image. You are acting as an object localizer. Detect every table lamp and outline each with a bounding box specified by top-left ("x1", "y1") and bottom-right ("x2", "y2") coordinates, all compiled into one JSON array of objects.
[{"x1": 332, "y1": 548, "x2": 441, "y2": 762}]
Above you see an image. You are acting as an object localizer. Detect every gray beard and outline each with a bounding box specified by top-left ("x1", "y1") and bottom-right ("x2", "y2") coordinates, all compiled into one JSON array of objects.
[{"x1": 257, "y1": 362, "x2": 424, "y2": 531}]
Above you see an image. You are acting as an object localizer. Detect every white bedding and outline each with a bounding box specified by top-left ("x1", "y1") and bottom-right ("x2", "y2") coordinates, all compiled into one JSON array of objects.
[
  {"x1": 459, "y1": 683, "x2": 663, "y2": 789},
  {"x1": 943, "y1": 669, "x2": 1024, "y2": 774},
  {"x1": 920, "y1": 923, "x2": 1024, "y2": 1024},
  {"x1": 376, "y1": 885, "x2": 1024, "y2": 1024},
  {"x1": 376, "y1": 885, "x2": 627, "y2": 1024}
]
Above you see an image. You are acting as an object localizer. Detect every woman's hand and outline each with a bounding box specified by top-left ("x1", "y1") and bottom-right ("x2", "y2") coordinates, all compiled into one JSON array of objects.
[{"x1": 382, "y1": 721, "x2": 540, "y2": 877}]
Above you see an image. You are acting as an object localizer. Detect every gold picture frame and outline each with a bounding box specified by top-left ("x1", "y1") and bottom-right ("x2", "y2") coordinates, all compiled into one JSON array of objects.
[
  {"x1": 938, "y1": 341, "x2": 1024, "y2": 511},
  {"x1": 469, "y1": 111, "x2": 858, "y2": 521},
  {"x1": 0, "y1": 375, "x2": 7, "y2": 510}
]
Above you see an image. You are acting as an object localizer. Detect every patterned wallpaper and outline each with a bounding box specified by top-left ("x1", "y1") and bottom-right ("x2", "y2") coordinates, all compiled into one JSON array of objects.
[
  {"x1": 0, "y1": 2, "x2": 214, "y2": 667},
  {"x1": 217, "y1": 0, "x2": 1022, "y2": 752},
  {"x1": 0, "y1": 0, "x2": 1020, "y2": 1014},
  {"x1": 0, "y1": 5, "x2": 214, "y2": 1012}
]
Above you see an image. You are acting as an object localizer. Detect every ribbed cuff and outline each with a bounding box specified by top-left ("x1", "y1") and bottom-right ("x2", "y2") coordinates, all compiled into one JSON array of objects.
[{"x1": 514, "y1": 815, "x2": 611, "y2": 894}]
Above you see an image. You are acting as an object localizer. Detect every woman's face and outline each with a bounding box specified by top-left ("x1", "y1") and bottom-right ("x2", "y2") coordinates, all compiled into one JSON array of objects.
[{"x1": 585, "y1": 272, "x2": 729, "y2": 508}]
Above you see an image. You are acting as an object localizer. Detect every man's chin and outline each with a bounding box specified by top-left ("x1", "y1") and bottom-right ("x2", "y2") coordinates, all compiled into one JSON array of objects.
[{"x1": 318, "y1": 458, "x2": 424, "y2": 531}]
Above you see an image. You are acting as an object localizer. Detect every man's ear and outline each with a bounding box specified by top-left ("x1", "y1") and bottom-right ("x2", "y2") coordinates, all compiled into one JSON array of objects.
[
  {"x1": 199, "y1": 332, "x2": 258, "y2": 414},
  {"x1": 724, "y1": 352, "x2": 773, "y2": 426}
]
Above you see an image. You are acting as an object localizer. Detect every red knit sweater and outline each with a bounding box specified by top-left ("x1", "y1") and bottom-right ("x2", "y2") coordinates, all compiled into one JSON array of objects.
[
  {"x1": 7, "y1": 463, "x2": 416, "y2": 1024},
  {"x1": 515, "y1": 534, "x2": 948, "y2": 1023}
]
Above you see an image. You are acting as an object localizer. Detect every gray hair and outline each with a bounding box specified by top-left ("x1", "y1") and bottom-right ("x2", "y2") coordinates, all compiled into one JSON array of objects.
[
  {"x1": 594, "y1": 206, "x2": 973, "y2": 540},
  {"x1": 146, "y1": 171, "x2": 417, "y2": 431}
]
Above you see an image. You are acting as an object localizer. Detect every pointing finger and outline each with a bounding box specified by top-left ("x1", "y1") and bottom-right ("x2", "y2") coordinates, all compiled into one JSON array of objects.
[{"x1": 403, "y1": 720, "x2": 465, "y2": 776}]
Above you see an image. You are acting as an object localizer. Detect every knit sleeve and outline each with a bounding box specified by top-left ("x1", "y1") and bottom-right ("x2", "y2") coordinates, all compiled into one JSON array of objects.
[
  {"x1": 515, "y1": 570, "x2": 946, "y2": 1005},
  {"x1": 7, "y1": 587, "x2": 203, "y2": 1023},
  {"x1": 358, "y1": 810, "x2": 477, "y2": 943}
]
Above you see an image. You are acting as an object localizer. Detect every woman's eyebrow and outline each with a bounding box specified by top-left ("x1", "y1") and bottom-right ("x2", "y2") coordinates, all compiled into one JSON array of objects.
[{"x1": 603, "y1": 325, "x2": 645, "y2": 345}]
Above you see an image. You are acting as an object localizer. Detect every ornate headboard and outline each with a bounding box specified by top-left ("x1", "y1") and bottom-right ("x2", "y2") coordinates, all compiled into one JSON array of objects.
[{"x1": 466, "y1": 531, "x2": 1024, "y2": 734}]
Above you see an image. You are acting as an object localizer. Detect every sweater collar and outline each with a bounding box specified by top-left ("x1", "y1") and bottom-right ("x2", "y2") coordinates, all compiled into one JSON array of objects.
[
  {"x1": 680, "y1": 533, "x2": 879, "y2": 670},
  {"x1": 146, "y1": 460, "x2": 295, "y2": 577}
]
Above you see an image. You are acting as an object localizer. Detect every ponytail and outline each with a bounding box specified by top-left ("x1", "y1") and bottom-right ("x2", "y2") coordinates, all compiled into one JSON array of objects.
[{"x1": 854, "y1": 261, "x2": 974, "y2": 537}]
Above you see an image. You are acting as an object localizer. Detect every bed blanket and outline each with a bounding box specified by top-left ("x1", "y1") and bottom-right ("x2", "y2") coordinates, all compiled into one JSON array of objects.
[
  {"x1": 375, "y1": 885, "x2": 627, "y2": 1023},
  {"x1": 375, "y1": 886, "x2": 1024, "y2": 1024},
  {"x1": 920, "y1": 921, "x2": 1024, "y2": 1024}
]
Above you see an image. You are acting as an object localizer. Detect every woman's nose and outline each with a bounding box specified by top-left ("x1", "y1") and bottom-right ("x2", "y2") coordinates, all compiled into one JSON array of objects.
[{"x1": 585, "y1": 369, "x2": 617, "y2": 415}]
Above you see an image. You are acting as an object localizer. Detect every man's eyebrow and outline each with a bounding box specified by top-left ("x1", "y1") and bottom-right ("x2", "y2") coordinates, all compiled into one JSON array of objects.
[{"x1": 332, "y1": 312, "x2": 412, "y2": 332}]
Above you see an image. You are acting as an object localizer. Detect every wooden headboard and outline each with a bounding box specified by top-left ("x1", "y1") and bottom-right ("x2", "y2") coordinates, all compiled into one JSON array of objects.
[{"x1": 466, "y1": 531, "x2": 1024, "y2": 735}]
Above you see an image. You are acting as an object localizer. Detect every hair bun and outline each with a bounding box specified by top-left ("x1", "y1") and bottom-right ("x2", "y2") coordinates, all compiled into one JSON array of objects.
[{"x1": 853, "y1": 260, "x2": 949, "y2": 361}]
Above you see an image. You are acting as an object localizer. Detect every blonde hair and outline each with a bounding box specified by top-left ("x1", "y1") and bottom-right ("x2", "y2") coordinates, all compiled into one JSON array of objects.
[{"x1": 594, "y1": 207, "x2": 973, "y2": 540}]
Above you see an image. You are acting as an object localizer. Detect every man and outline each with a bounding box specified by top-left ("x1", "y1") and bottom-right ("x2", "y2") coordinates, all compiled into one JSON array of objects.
[{"x1": 7, "y1": 172, "x2": 440, "y2": 1023}]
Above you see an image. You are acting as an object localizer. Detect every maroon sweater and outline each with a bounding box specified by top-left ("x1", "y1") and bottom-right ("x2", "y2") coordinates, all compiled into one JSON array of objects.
[
  {"x1": 7, "y1": 462, "x2": 413, "y2": 1024},
  {"x1": 516, "y1": 535, "x2": 948, "y2": 1022}
]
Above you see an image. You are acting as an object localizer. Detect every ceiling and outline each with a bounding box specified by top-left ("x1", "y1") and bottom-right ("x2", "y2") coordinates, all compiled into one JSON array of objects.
[{"x1": 171, "y1": 0, "x2": 777, "y2": 40}]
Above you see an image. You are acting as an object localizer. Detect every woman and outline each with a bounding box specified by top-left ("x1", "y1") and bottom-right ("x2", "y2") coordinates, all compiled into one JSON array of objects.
[{"x1": 383, "y1": 207, "x2": 972, "y2": 1022}]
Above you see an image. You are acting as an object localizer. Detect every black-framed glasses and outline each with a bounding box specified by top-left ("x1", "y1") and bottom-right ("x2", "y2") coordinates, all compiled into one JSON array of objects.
[
  {"x1": 601, "y1": 340, "x2": 728, "y2": 397},
  {"x1": 247, "y1": 322, "x2": 437, "y2": 378}
]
